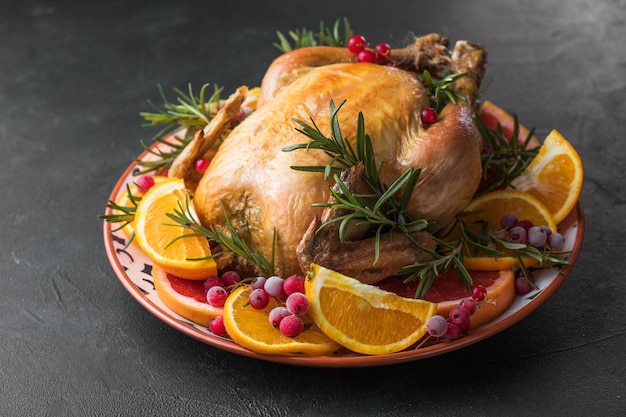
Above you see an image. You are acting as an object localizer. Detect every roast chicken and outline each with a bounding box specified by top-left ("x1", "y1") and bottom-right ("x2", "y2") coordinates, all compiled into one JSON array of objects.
[{"x1": 171, "y1": 33, "x2": 488, "y2": 280}]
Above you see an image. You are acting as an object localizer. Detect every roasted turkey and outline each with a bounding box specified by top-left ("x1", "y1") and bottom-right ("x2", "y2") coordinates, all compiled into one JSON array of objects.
[{"x1": 170, "y1": 33, "x2": 488, "y2": 280}]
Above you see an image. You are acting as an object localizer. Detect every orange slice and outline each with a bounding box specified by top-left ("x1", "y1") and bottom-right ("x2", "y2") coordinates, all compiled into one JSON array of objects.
[
  {"x1": 114, "y1": 175, "x2": 169, "y2": 237},
  {"x1": 463, "y1": 256, "x2": 539, "y2": 271},
  {"x1": 451, "y1": 189, "x2": 556, "y2": 269},
  {"x1": 223, "y1": 286, "x2": 341, "y2": 356},
  {"x1": 509, "y1": 130, "x2": 583, "y2": 224},
  {"x1": 152, "y1": 265, "x2": 222, "y2": 327},
  {"x1": 463, "y1": 189, "x2": 557, "y2": 233},
  {"x1": 478, "y1": 100, "x2": 540, "y2": 148},
  {"x1": 304, "y1": 264, "x2": 437, "y2": 355},
  {"x1": 134, "y1": 178, "x2": 217, "y2": 280}
]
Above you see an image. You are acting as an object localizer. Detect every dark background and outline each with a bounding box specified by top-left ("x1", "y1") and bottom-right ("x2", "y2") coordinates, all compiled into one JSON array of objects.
[{"x1": 2, "y1": 0, "x2": 625, "y2": 415}]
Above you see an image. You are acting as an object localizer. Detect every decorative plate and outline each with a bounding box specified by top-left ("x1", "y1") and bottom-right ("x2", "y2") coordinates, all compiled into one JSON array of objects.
[{"x1": 103, "y1": 148, "x2": 584, "y2": 368}]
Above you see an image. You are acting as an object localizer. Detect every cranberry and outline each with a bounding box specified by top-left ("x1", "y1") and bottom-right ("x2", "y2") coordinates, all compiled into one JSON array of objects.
[
  {"x1": 375, "y1": 43, "x2": 391, "y2": 62},
  {"x1": 194, "y1": 157, "x2": 210, "y2": 174},
  {"x1": 471, "y1": 285, "x2": 487, "y2": 302},
  {"x1": 357, "y1": 49, "x2": 377, "y2": 63},
  {"x1": 347, "y1": 35, "x2": 367, "y2": 54},
  {"x1": 209, "y1": 316, "x2": 227, "y2": 336},
  {"x1": 135, "y1": 175, "x2": 155, "y2": 193},
  {"x1": 420, "y1": 108, "x2": 438, "y2": 126}
]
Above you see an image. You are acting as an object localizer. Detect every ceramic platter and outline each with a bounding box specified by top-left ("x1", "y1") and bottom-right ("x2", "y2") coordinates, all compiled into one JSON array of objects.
[{"x1": 103, "y1": 147, "x2": 584, "y2": 368}]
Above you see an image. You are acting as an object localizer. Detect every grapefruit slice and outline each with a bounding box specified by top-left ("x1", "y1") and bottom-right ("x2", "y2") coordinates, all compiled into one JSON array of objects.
[
  {"x1": 152, "y1": 265, "x2": 222, "y2": 327},
  {"x1": 378, "y1": 269, "x2": 516, "y2": 330}
]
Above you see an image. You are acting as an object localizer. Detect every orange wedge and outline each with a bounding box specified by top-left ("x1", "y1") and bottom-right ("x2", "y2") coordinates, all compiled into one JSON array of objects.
[
  {"x1": 509, "y1": 130, "x2": 583, "y2": 224},
  {"x1": 152, "y1": 265, "x2": 222, "y2": 327},
  {"x1": 478, "y1": 100, "x2": 540, "y2": 148},
  {"x1": 134, "y1": 178, "x2": 217, "y2": 280},
  {"x1": 223, "y1": 286, "x2": 341, "y2": 356},
  {"x1": 304, "y1": 264, "x2": 437, "y2": 355}
]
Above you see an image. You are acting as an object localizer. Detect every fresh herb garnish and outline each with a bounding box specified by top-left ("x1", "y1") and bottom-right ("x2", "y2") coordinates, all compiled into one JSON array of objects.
[
  {"x1": 397, "y1": 212, "x2": 571, "y2": 299},
  {"x1": 274, "y1": 18, "x2": 353, "y2": 53},
  {"x1": 421, "y1": 70, "x2": 467, "y2": 113},
  {"x1": 136, "y1": 83, "x2": 225, "y2": 175},
  {"x1": 165, "y1": 197, "x2": 276, "y2": 277},
  {"x1": 99, "y1": 184, "x2": 141, "y2": 246},
  {"x1": 284, "y1": 99, "x2": 431, "y2": 263},
  {"x1": 474, "y1": 113, "x2": 539, "y2": 196}
]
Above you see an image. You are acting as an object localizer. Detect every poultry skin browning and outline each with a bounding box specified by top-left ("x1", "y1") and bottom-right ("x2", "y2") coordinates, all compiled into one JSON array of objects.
[{"x1": 186, "y1": 34, "x2": 487, "y2": 279}]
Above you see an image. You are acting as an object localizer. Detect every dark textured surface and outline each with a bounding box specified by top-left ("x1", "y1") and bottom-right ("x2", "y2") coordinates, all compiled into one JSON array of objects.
[{"x1": 1, "y1": 0, "x2": 625, "y2": 415}]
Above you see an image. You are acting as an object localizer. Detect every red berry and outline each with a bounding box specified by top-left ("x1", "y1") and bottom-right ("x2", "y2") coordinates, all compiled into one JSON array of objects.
[
  {"x1": 420, "y1": 108, "x2": 438, "y2": 126},
  {"x1": 515, "y1": 276, "x2": 533, "y2": 295},
  {"x1": 249, "y1": 288, "x2": 270, "y2": 309},
  {"x1": 459, "y1": 298, "x2": 477, "y2": 315},
  {"x1": 268, "y1": 306, "x2": 291, "y2": 328},
  {"x1": 426, "y1": 315, "x2": 448, "y2": 337},
  {"x1": 549, "y1": 232, "x2": 565, "y2": 250},
  {"x1": 449, "y1": 306, "x2": 470, "y2": 326},
  {"x1": 375, "y1": 43, "x2": 391, "y2": 62},
  {"x1": 517, "y1": 219, "x2": 534, "y2": 232},
  {"x1": 500, "y1": 213, "x2": 518, "y2": 231},
  {"x1": 203, "y1": 276, "x2": 222, "y2": 293},
  {"x1": 264, "y1": 276, "x2": 286, "y2": 299},
  {"x1": 471, "y1": 285, "x2": 487, "y2": 302},
  {"x1": 444, "y1": 322, "x2": 462, "y2": 340},
  {"x1": 285, "y1": 292, "x2": 309, "y2": 316},
  {"x1": 347, "y1": 35, "x2": 367, "y2": 54},
  {"x1": 206, "y1": 286, "x2": 228, "y2": 307},
  {"x1": 221, "y1": 270, "x2": 241, "y2": 288},
  {"x1": 357, "y1": 49, "x2": 377, "y2": 63},
  {"x1": 283, "y1": 275, "x2": 305, "y2": 296},
  {"x1": 251, "y1": 276, "x2": 267, "y2": 290},
  {"x1": 507, "y1": 226, "x2": 527, "y2": 244},
  {"x1": 194, "y1": 157, "x2": 210, "y2": 174},
  {"x1": 135, "y1": 175, "x2": 155, "y2": 193},
  {"x1": 209, "y1": 316, "x2": 226, "y2": 336},
  {"x1": 279, "y1": 315, "x2": 304, "y2": 338}
]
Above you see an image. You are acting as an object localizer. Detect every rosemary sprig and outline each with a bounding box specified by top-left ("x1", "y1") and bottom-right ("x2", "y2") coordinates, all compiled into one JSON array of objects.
[
  {"x1": 140, "y1": 83, "x2": 223, "y2": 132},
  {"x1": 284, "y1": 99, "x2": 431, "y2": 263},
  {"x1": 475, "y1": 113, "x2": 539, "y2": 196},
  {"x1": 283, "y1": 99, "x2": 358, "y2": 179},
  {"x1": 274, "y1": 18, "x2": 353, "y2": 53},
  {"x1": 165, "y1": 197, "x2": 275, "y2": 277},
  {"x1": 99, "y1": 183, "x2": 142, "y2": 245},
  {"x1": 421, "y1": 70, "x2": 467, "y2": 113},
  {"x1": 398, "y1": 212, "x2": 571, "y2": 299},
  {"x1": 136, "y1": 83, "x2": 224, "y2": 175}
]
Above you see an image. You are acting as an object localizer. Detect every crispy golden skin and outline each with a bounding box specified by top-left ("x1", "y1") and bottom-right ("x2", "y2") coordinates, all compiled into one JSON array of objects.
[{"x1": 189, "y1": 35, "x2": 486, "y2": 278}]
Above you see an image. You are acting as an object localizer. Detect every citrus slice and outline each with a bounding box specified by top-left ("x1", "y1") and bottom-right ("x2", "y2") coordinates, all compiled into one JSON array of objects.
[
  {"x1": 509, "y1": 130, "x2": 583, "y2": 224},
  {"x1": 464, "y1": 189, "x2": 557, "y2": 233},
  {"x1": 462, "y1": 256, "x2": 539, "y2": 271},
  {"x1": 134, "y1": 178, "x2": 217, "y2": 280},
  {"x1": 223, "y1": 286, "x2": 341, "y2": 356},
  {"x1": 430, "y1": 269, "x2": 515, "y2": 330},
  {"x1": 449, "y1": 189, "x2": 556, "y2": 267},
  {"x1": 114, "y1": 175, "x2": 168, "y2": 237},
  {"x1": 304, "y1": 264, "x2": 437, "y2": 355},
  {"x1": 478, "y1": 100, "x2": 540, "y2": 148},
  {"x1": 378, "y1": 269, "x2": 516, "y2": 331},
  {"x1": 152, "y1": 265, "x2": 222, "y2": 327}
]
